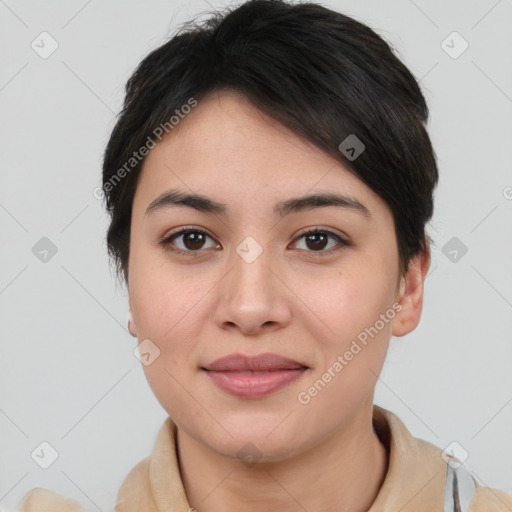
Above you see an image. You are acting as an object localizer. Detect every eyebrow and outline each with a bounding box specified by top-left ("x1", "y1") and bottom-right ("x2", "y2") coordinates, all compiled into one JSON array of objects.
[{"x1": 145, "y1": 189, "x2": 371, "y2": 219}]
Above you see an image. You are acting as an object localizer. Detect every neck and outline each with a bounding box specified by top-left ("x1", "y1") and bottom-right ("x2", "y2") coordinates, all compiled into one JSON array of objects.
[{"x1": 176, "y1": 403, "x2": 389, "y2": 512}]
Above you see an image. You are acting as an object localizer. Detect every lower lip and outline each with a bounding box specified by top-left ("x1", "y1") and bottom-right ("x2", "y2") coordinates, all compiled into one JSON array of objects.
[{"x1": 203, "y1": 368, "x2": 307, "y2": 399}]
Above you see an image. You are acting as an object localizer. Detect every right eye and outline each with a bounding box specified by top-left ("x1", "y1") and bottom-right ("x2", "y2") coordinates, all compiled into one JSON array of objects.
[{"x1": 159, "y1": 227, "x2": 221, "y2": 255}]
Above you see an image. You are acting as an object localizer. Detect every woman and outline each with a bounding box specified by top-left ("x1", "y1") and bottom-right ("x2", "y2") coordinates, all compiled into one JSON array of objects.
[{"x1": 19, "y1": 0, "x2": 512, "y2": 510}]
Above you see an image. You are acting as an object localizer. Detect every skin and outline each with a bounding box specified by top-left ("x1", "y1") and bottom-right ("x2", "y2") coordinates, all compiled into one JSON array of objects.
[{"x1": 127, "y1": 89, "x2": 431, "y2": 512}]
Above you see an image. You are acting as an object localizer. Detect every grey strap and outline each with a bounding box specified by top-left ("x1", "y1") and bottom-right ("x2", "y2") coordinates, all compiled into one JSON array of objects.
[{"x1": 443, "y1": 461, "x2": 477, "y2": 512}]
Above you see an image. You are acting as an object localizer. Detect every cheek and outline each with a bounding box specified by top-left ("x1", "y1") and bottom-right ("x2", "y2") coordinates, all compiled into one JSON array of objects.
[
  {"x1": 129, "y1": 284, "x2": 196, "y2": 415},
  {"x1": 296, "y1": 272, "x2": 394, "y2": 415},
  {"x1": 300, "y1": 260, "x2": 396, "y2": 401},
  {"x1": 132, "y1": 270, "x2": 204, "y2": 416},
  {"x1": 129, "y1": 251, "x2": 206, "y2": 340},
  {"x1": 307, "y1": 262, "x2": 396, "y2": 340}
]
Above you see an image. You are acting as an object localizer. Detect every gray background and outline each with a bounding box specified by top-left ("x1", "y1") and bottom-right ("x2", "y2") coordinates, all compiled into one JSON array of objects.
[{"x1": 1, "y1": 0, "x2": 511, "y2": 510}]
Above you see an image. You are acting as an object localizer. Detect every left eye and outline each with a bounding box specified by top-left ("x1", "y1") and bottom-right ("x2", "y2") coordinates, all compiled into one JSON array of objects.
[
  {"x1": 159, "y1": 227, "x2": 348, "y2": 255},
  {"x1": 292, "y1": 228, "x2": 348, "y2": 253}
]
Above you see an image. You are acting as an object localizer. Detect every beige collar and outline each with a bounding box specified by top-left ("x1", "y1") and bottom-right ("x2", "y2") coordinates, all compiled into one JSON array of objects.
[{"x1": 116, "y1": 405, "x2": 448, "y2": 512}]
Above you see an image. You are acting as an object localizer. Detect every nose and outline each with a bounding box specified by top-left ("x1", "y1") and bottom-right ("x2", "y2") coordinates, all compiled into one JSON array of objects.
[{"x1": 213, "y1": 243, "x2": 292, "y2": 336}]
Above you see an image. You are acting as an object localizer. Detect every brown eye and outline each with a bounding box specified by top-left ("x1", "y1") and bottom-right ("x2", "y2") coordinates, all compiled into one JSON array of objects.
[
  {"x1": 180, "y1": 231, "x2": 207, "y2": 250},
  {"x1": 160, "y1": 228, "x2": 220, "y2": 255},
  {"x1": 159, "y1": 227, "x2": 349, "y2": 257},
  {"x1": 292, "y1": 228, "x2": 349, "y2": 254},
  {"x1": 304, "y1": 232, "x2": 329, "y2": 250}
]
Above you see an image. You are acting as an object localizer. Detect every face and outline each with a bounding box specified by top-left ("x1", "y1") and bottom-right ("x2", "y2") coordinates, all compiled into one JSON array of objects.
[{"x1": 128, "y1": 89, "x2": 420, "y2": 462}]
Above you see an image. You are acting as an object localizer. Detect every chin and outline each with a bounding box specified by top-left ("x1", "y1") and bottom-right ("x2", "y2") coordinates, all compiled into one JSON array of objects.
[
  {"x1": 216, "y1": 438, "x2": 302, "y2": 465},
  {"x1": 200, "y1": 419, "x2": 305, "y2": 462}
]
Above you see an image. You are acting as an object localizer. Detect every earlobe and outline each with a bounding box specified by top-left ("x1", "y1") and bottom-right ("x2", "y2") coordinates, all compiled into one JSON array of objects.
[
  {"x1": 127, "y1": 309, "x2": 138, "y2": 338},
  {"x1": 392, "y1": 249, "x2": 431, "y2": 337}
]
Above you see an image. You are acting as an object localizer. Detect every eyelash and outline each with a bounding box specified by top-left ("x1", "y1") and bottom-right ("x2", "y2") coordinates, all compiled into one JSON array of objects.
[{"x1": 159, "y1": 227, "x2": 350, "y2": 257}]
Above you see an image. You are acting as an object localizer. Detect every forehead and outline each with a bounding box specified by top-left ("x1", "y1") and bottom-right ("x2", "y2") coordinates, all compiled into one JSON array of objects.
[
  {"x1": 142, "y1": 89, "x2": 341, "y2": 177},
  {"x1": 133, "y1": 89, "x2": 388, "y2": 222}
]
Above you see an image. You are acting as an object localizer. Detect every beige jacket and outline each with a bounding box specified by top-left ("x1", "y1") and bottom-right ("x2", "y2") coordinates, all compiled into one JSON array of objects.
[{"x1": 18, "y1": 405, "x2": 512, "y2": 511}]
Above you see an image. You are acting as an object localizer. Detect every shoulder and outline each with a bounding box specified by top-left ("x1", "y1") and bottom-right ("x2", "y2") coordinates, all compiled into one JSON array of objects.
[
  {"x1": 114, "y1": 455, "x2": 159, "y2": 512},
  {"x1": 469, "y1": 484, "x2": 512, "y2": 511},
  {"x1": 374, "y1": 406, "x2": 512, "y2": 511},
  {"x1": 17, "y1": 456, "x2": 154, "y2": 512},
  {"x1": 18, "y1": 487, "x2": 84, "y2": 512}
]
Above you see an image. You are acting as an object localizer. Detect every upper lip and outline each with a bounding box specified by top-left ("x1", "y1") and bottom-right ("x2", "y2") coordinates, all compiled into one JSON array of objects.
[{"x1": 202, "y1": 353, "x2": 308, "y2": 372}]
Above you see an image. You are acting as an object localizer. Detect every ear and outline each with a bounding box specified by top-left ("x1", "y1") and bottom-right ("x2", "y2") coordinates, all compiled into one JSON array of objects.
[
  {"x1": 392, "y1": 247, "x2": 431, "y2": 337},
  {"x1": 128, "y1": 309, "x2": 138, "y2": 338}
]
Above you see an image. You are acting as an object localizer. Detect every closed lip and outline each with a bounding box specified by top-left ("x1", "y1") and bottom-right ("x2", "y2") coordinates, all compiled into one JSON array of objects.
[{"x1": 201, "y1": 352, "x2": 308, "y2": 372}]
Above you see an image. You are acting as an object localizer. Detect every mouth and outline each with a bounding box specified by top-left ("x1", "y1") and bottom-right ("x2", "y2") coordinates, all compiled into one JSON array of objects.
[
  {"x1": 202, "y1": 352, "x2": 308, "y2": 372},
  {"x1": 201, "y1": 368, "x2": 308, "y2": 399},
  {"x1": 200, "y1": 353, "x2": 308, "y2": 398}
]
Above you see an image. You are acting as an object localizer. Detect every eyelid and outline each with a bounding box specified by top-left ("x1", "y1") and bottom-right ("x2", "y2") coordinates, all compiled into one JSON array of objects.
[
  {"x1": 163, "y1": 225, "x2": 217, "y2": 242},
  {"x1": 293, "y1": 226, "x2": 349, "y2": 243}
]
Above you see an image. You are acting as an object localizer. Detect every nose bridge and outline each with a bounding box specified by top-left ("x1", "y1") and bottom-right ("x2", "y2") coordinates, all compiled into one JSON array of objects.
[
  {"x1": 213, "y1": 232, "x2": 291, "y2": 333},
  {"x1": 229, "y1": 233, "x2": 276, "y2": 301}
]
